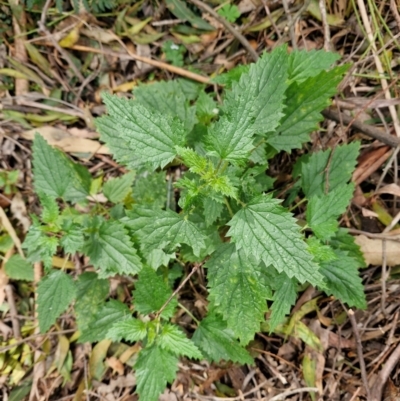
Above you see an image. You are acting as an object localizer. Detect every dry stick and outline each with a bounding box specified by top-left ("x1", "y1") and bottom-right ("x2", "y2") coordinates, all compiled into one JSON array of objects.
[
  {"x1": 269, "y1": 387, "x2": 319, "y2": 401},
  {"x1": 356, "y1": 0, "x2": 400, "y2": 138},
  {"x1": 347, "y1": 309, "x2": 372, "y2": 400},
  {"x1": 371, "y1": 343, "x2": 400, "y2": 401},
  {"x1": 380, "y1": 239, "x2": 387, "y2": 316},
  {"x1": 187, "y1": 0, "x2": 259, "y2": 62},
  {"x1": 390, "y1": 0, "x2": 400, "y2": 31},
  {"x1": 69, "y1": 44, "x2": 210, "y2": 84},
  {"x1": 156, "y1": 264, "x2": 200, "y2": 318},
  {"x1": 322, "y1": 108, "x2": 400, "y2": 148},
  {"x1": 0, "y1": 329, "x2": 76, "y2": 353},
  {"x1": 319, "y1": 0, "x2": 331, "y2": 51},
  {"x1": 37, "y1": 0, "x2": 84, "y2": 83},
  {"x1": 5, "y1": 285, "x2": 21, "y2": 339},
  {"x1": 282, "y1": 0, "x2": 297, "y2": 49}
]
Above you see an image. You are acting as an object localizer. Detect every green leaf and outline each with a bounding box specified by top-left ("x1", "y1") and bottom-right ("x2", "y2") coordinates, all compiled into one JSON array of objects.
[
  {"x1": 211, "y1": 64, "x2": 249, "y2": 89},
  {"x1": 75, "y1": 272, "x2": 109, "y2": 341},
  {"x1": 329, "y1": 228, "x2": 366, "y2": 267},
  {"x1": 206, "y1": 243, "x2": 271, "y2": 345},
  {"x1": 192, "y1": 312, "x2": 253, "y2": 364},
  {"x1": 132, "y1": 170, "x2": 167, "y2": 209},
  {"x1": 165, "y1": 0, "x2": 215, "y2": 31},
  {"x1": 79, "y1": 299, "x2": 130, "y2": 343},
  {"x1": 267, "y1": 65, "x2": 349, "y2": 152},
  {"x1": 103, "y1": 171, "x2": 136, "y2": 203},
  {"x1": 176, "y1": 146, "x2": 208, "y2": 174},
  {"x1": 60, "y1": 221, "x2": 84, "y2": 254},
  {"x1": 37, "y1": 270, "x2": 76, "y2": 333},
  {"x1": 306, "y1": 237, "x2": 338, "y2": 263},
  {"x1": 96, "y1": 93, "x2": 185, "y2": 170},
  {"x1": 217, "y1": 4, "x2": 240, "y2": 23},
  {"x1": 300, "y1": 142, "x2": 360, "y2": 198},
  {"x1": 207, "y1": 46, "x2": 289, "y2": 162},
  {"x1": 288, "y1": 49, "x2": 341, "y2": 83},
  {"x1": 320, "y1": 249, "x2": 366, "y2": 309},
  {"x1": 306, "y1": 184, "x2": 354, "y2": 240},
  {"x1": 5, "y1": 255, "x2": 34, "y2": 281},
  {"x1": 196, "y1": 91, "x2": 218, "y2": 125},
  {"x1": 84, "y1": 218, "x2": 142, "y2": 278},
  {"x1": 32, "y1": 134, "x2": 90, "y2": 203},
  {"x1": 39, "y1": 194, "x2": 59, "y2": 224},
  {"x1": 125, "y1": 207, "x2": 207, "y2": 261},
  {"x1": 227, "y1": 195, "x2": 323, "y2": 286},
  {"x1": 107, "y1": 318, "x2": 147, "y2": 342},
  {"x1": 0, "y1": 234, "x2": 13, "y2": 253},
  {"x1": 203, "y1": 197, "x2": 224, "y2": 226},
  {"x1": 133, "y1": 266, "x2": 177, "y2": 319},
  {"x1": 159, "y1": 324, "x2": 203, "y2": 359},
  {"x1": 269, "y1": 274, "x2": 297, "y2": 332},
  {"x1": 135, "y1": 344, "x2": 179, "y2": 401},
  {"x1": 32, "y1": 133, "x2": 75, "y2": 200},
  {"x1": 134, "y1": 80, "x2": 196, "y2": 132},
  {"x1": 23, "y1": 222, "x2": 58, "y2": 269}
]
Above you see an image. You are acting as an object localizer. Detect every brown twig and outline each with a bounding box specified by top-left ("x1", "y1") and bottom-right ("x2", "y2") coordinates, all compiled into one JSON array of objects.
[
  {"x1": 371, "y1": 343, "x2": 400, "y2": 401},
  {"x1": 156, "y1": 264, "x2": 200, "y2": 318},
  {"x1": 187, "y1": 0, "x2": 259, "y2": 62},
  {"x1": 322, "y1": 108, "x2": 400, "y2": 148},
  {"x1": 347, "y1": 308, "x2": 371, "y2": 400},
  {"x1": 5, "y1": 285, "x2": 21, "y2": 339},
  {"x1": 319, "y1": 0, "x2": 331, "y2": 51}
]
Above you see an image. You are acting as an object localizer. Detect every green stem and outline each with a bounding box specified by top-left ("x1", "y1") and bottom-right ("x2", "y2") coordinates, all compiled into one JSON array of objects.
[
  {"x1": 288, "y1": 197, "x2": 307, "y2": 212},
  {"x1": 178, "y1": 302, "x2": 199, "y2": 324},
  {"x1": 224, "y1": 197, "x2": 234, "y2": 217}
]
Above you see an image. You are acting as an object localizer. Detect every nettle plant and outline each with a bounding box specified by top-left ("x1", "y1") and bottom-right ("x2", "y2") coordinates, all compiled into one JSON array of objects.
[{"x1": 21, "y1": 45, "x2": 367, "y2": 401}]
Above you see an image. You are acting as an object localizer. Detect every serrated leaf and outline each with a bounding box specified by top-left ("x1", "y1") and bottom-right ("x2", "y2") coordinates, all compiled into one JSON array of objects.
[
  {"x1": 158, "y1": 324, "x2": 202, "y2": 359},
  {"x1": 329, "y1": 228, "x2": 366, "y2": 267},
  {"x1": 60, "y1": 221, "x2": 84, "y2": 254},
  {"x1": 32, "y1": 133, "x2": 75, "y2": 200},
  {"x1": 269, "y1": 274, "x2": 297, "y2": 332},
  {"x1": 37, "y1": 270, "x2": 76, "y2": 333},
  {"x1": 75, "y1": 272, "x2": 109, "y2": 341},
  {"x1": 207, "y1": 46, "x2": 289, "y2": 162},
  {"x1": 211, "y1": 64, "x2": 250, "y2": 89},
  {"x1": 203, "y1": 197, "x2": 224, "y2": 226},
  {"x1": 227, "y1": 195, "x2": 323, "y2": 286},
  {"x1": 84, "y1": 218, "x2": 142, "y2": 278},
  {"x1": 306, "y1": 237, "x2": 338, "y2": 263},
  {"x1": 301, "y1": 142, "x2": 360, "y2": 198},
  {"x1": 125, "y1": 207, "x2": 207, "y2": 261},
  {"x1": 103, "y1": 171, "x2": 136, "y2": 203},
  {"x1": 133, "y1": 266, "x2": 177, "y2": 318},
  {"x1": 196, "y1": 91, "x2": 218, "y2": 125},
  {"x1": 288, "y1": 49, "x2": 341, "y2": 83},
  {"x1": 39, "y1": 194, "x2": 59, "y2": 224},
  {"x1": 320, "y1": 249, "x2": 366, "y2": 309},
  {"x1": 107, "y1": 318, "x2": 147, "y2": 342},
  {"x1": 97, "y1": 93, "x2": 185, "y2": 170},
  {"x1": 134, "y1": 80, "x2": 196, "y2": 132},
  {"x1": 132, "y1": 170, "x2": 167, "y2": 209},
  {"x1": 192, "y1": 312, "x2": 253, "y2": 364},
  {"x1": 23, "y1": 223, "x2": 59, "y2": 269},
  {"x1": 5, "y1": 255, "x2": 34, "y2": 281},
  {"x1": 135, "y1": 344, "x2": 178, "y2": 401},
  {"x1": 79, "y1": 299, "x2": 130, "y2": 343},
  {"x1": 206, "y1": 243, "x2": 271, "y2": 345},
  {"x1": 33, "y1": 134, "x2": 90, "y2": 203},
  {"x1": 267, "y1": 65, "x2": 349, "y2": 152},
  {"x1": 306, "y1": 184, "x2": 354, "y2": 240},
  {"x1": 176, "y1": 146, "x2": 208, "y2": 174}
]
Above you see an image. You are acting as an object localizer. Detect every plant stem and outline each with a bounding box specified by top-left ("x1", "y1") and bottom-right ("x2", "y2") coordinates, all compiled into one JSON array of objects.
[
  {"x1": 155, "y1": 264, "x2": 200, "y2": 318},
  {"x1": 224, "y1": 198, "x2": 234, "y2": 217},
  {"x1": 178, "y1": 302, "x2": 199, "y2": 324},
  {"x1": 288, "y1": 197, "x2": 307, "y2": 212}
]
